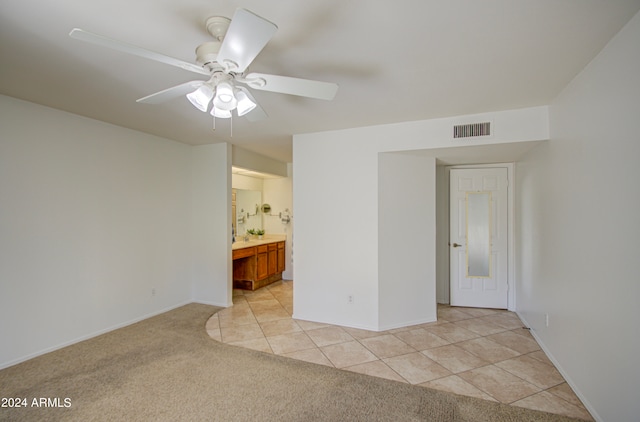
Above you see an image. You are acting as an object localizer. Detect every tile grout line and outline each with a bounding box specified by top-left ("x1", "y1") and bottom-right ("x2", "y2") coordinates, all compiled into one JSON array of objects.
[
  {"x1": 350, "y1": 333, "x2": 413, "y2": 384},
  {"x1": 219, "y1": 283, "x2": 591, "y2": 420}
]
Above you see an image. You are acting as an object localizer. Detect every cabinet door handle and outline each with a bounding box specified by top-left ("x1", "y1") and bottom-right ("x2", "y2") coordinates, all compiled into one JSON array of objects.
[{"x1": 452, "y1": 243, "x2": 463, "y2": 248}]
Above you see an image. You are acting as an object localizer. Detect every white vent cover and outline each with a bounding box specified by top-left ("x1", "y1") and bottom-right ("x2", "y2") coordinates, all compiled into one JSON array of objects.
[{"x1": 453, "y1": 122, "x2": 491, "y2": 139}]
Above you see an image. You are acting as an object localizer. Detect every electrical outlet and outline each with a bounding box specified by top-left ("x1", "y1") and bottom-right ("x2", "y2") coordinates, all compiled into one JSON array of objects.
[
  {"x1": 347, "y1": 295, "x2": 354, "y2": 304},
  {"x1": 545, "y1": 313, "x2": 549, "y2": 327}
]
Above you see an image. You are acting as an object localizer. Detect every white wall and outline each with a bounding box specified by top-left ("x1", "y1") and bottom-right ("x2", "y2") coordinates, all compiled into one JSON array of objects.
[
  {"x1": 0, "y1": 96, "x2": 233, "y2": 368},
  {"x1": 232, "y1": 173, "x2": 263, "y2": 191},
  {"x1": 0, "y1": 96, "x2": 194, "y2": 368},
  {"x1": 293, "y1": 106, "x2": 548, "y2": 330},
  {"x1": 232, "y1": 145, "x2": 288, "y2": 177},
  {"x1": 378, "y1": 153, "x2": 437, "y2": 329},
  {"x1": 516, "y1": 11, "x2": 640, "y2": 422},
  {"x1": 190, "y1": 143, "x2": 232, "y2": 307},
  {"x1": 293, "y1": 133, "x2": 380, "y2": 329},
  {"x1": 435, "y1": 165, "x2": 450, "y2": 304}
]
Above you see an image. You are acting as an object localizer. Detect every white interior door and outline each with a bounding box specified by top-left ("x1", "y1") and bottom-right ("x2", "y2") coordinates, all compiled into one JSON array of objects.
[{"x1": 450, "y1": 168, "x2": 508, "y2": 308}]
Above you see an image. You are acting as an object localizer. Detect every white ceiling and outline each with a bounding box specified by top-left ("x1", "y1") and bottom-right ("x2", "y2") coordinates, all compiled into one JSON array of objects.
[{"x1": 2, "y1": 1, "x2": 639, "y2": 163}]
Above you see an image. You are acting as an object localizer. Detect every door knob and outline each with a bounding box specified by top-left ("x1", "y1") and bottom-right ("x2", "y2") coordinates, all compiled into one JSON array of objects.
[{"x1": 452, "y1": 243, "x2": 462, "y2": 248}]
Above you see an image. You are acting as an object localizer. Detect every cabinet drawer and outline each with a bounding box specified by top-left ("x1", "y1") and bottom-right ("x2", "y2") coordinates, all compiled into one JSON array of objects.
[
  {"x1": 233, "y1": 247, "x2": 256, "y2": 260},
  {"x1": 257, "y1": 245, "x2": 268, "y2": 254},
  {"x1": 277, "y1": 241, "x2": 284, "y2": 249},
  {"x1": 268, "y1": 243, "x2": 278, "y2": 251}
]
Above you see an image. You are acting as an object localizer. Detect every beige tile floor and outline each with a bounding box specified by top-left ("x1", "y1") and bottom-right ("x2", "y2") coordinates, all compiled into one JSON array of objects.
[{"x1": 206, "y1": 280, "x2": 593, "y2": 421}]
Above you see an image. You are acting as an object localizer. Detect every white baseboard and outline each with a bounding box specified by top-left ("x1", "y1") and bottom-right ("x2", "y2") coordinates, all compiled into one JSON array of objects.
[
  {"x1": 516, "y1": 312, "x2": 601, "y2": 422},
  {"x1": 192, "y1": 299, "x2": 232, "y2": 308},
  {"x1": 0, "y1": 300, "x2": 193, "y2": 370}
]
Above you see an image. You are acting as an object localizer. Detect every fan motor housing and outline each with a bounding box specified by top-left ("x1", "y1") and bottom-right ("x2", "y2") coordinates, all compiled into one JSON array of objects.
[{"x1": 195, "y1": 41, "x2": 221, "y2": 67}]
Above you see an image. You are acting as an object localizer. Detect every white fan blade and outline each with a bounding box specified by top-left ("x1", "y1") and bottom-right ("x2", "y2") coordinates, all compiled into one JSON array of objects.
[
  {"x1": 136, "y1": 81, "x2": 204, "y2": 104},
  {"x1": 69, "y1": 28, "x2": 210, "y2": 76},
  {"x1": 216, "y1": 9, "x2": 277, "y2": 73},
  {"x1": 236, "y1": 87, "x2": 267, "y2": 121},
  {"x1": 242, "y1": 73, "x2": 338, "y2": 100}
]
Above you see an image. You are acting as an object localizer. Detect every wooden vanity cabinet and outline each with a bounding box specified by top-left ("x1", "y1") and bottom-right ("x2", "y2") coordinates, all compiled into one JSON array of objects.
[
  {"x1": 277, "y1": 241, "x2": 285, "y2": 273},
  {"x1": 256, "y1": 245, "x2": 268, "y2": 280},
  {"x1": 233, "y1": 240, "x2": 286, "y2": 291},
  {"x1": 267, "y1": 243, "x2": 278, "y2": 276}
]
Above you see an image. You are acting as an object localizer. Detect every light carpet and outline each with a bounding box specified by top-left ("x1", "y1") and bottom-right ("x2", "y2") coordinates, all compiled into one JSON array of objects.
[{"x1": 0, "y1": 304, "x2": 584, "y2": 421}]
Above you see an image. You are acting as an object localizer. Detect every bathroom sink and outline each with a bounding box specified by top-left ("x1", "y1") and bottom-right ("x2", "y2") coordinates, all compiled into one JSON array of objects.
[{"x1": 232, "y1": 239, "x2": 261, "y2": 249}]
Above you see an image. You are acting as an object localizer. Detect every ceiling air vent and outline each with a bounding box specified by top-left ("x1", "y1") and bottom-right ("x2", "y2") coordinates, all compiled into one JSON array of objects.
[{"x1": 453, "y1": 122, "x2": 491, "y2": 139}]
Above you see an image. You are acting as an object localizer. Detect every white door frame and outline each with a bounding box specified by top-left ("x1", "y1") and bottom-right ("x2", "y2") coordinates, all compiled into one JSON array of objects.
[{"x1": 445, "y1": 163, "x2": 515, "y2": 311}]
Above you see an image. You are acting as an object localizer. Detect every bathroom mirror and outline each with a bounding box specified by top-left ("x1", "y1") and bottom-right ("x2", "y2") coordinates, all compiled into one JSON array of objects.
[
  {"x1": 234, "y1": 189, "x2": 263, "y2": 234},
  {"x1": 466, "y1": 192, "x2": 491, "y2": 278}
]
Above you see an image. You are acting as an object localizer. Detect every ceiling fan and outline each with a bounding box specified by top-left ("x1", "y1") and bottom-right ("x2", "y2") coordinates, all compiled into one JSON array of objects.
[{"x1": 69, "y1": 8, "x2": 338, "y2": 121}]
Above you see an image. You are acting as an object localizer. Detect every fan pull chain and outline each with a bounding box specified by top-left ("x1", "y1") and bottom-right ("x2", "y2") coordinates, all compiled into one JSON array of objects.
[{"x1": 211, "y1": 114, "x2": 233, "y2": 137}]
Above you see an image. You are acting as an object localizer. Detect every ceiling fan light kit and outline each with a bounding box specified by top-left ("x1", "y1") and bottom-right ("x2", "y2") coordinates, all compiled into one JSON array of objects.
[
  {"x1": 186, "y1": 85, "x2": 214, "y2": 112},
  {"x1": 235, "y1": 89, "x2": 257, "y2": 116},
  {"x1": 211, "y1": 107, "x2": 232, "y2": 119},
  {"x1": 184, "y1": 75, "x2": 257, "y2": 118},
  {"x1": 69, "y1": 8, "x2": 338, "y2": 123},
  {"x1": 213, "y1": 81, "x2": 236, "y2": 108}
]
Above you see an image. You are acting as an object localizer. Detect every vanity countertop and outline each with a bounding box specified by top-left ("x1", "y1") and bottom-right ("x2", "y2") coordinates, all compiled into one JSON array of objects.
[{"x1": 232, "y1": 234, "x2": 286, "y2": 250}]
